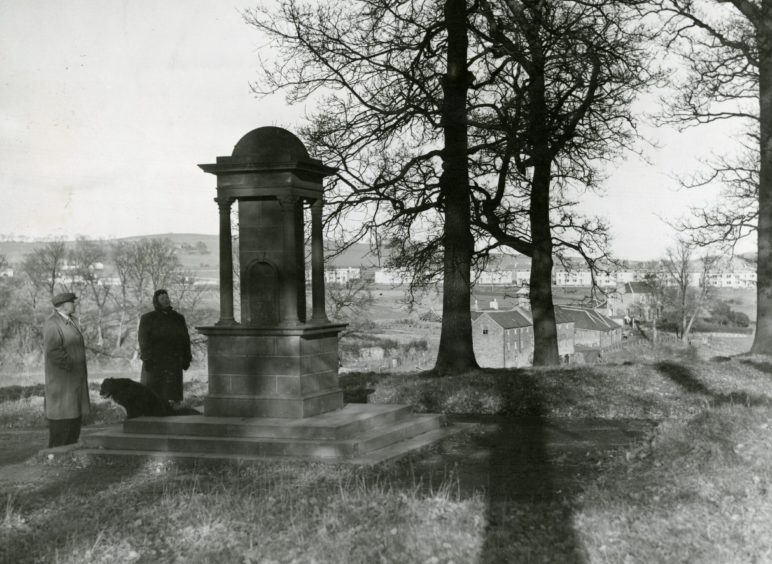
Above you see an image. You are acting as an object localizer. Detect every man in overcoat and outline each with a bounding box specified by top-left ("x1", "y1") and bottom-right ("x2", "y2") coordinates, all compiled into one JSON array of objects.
[
  {"x1": 43, "y1": 292, "x2": 90, "y2": 447},
  {"x1": 138, "y1": 289, "x2": 192, "y2": 405}
]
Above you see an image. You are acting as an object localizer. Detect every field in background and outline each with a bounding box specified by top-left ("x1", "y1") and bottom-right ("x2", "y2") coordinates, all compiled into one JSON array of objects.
[{"x1": 0, "y1": 232, "x2": 757, "y2": 377}]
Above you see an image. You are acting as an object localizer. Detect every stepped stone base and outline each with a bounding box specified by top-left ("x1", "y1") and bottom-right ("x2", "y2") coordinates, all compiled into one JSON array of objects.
[{"x1": 81, "y1": 404, "x2": 457, "y2": 464}]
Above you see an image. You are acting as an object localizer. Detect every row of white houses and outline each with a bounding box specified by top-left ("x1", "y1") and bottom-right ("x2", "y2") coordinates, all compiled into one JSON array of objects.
[
  {"x1": 3, "y1": 257, "x2": 756, "y2": 290},
  {"x1": 322, "y1": 259, "x2": 758, "y2": 289}
]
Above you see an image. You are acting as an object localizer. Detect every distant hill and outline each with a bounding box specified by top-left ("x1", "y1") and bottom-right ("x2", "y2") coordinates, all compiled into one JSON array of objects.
[
  {"x1": 1, "y1": 233, "x2": 754, "y2": 273},
  {"x1": 0, "y1": 240, "x2": 46, "y2": 264},
  {"x1": 0, "y1": 234, "x2": 389, "y2": 271},
  {"x1": 0, "y1": 234, "x2": 219, "y2": 270},
  {"x1": 325, "y1": 242, "x2": 383, "y2": 268}
]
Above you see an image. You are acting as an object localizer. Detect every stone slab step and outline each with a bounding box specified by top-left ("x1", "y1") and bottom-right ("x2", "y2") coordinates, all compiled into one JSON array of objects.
[
  {"x1": 122, "y1": 403, "x2": 413, "y2": 441},
  {"x1": 347, "y1": 423, "x2": 475, "y2": 466},
  {"x1": 72, "y1": 424, "x2": 473, "y2": 466},
  {"x1": 84, "y1": 414, "x2": 443, "y2": 460}
]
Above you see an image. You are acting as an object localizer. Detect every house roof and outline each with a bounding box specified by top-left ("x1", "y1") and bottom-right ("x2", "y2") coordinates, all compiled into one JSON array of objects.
[
  {"x1": 473, "y1": 306, "x2": 576, "y2": 330},
  {"x1": 554, "y1": 305, "x2": 621, "y2": 332},
  {"x1": 620, "y1": 281, "x2": 653, "y2": 294},
  {"x1": 553, "y1": 307, "x2": 577, "y2": 325},
  {"x1": 472, "y1": 309, "x2": 532, "y2": 329}
]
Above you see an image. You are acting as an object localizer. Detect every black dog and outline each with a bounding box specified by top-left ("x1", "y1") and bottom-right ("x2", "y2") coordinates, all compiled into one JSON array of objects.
[{"x1": 99, "y1": 378, "x2": 200, "y2": 418}]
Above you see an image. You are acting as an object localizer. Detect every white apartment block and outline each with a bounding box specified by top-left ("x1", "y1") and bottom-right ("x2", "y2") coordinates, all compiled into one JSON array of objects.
[
  {"x1": 705, "y1": 270, "x2": 757, "y2": 288},
  {"x1": 552, "y1": 265, "x2": 756, "y2": 289},
  {"x1": 475, "y1": 270, "x2": 513, "y2": 285},
  {"x1": 552, "y1": 268, "x2": 652, "y2": 287},
  {"x1": 324, "y1": 267, "x2": 361, "y2": 285},
  {"x1": 374, "y1": 268, "x2": 412, "y2": 285},
  {"x1": 515, "y1": 269, "x2": 531, "y2": 286},
  {"x1": 375, "y1": 268, "x2": 514, "y2": 286},
  {"x1": 553, "y1": 269, "x2": 594, "y2": 286}
]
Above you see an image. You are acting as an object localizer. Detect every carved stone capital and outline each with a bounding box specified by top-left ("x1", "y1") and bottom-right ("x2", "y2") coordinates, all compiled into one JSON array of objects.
[{"x1": 214, "y1": 197, "x2": 234, "y2": 213}]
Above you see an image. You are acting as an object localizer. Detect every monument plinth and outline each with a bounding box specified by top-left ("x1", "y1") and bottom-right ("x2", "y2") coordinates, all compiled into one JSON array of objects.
[
  {"x1": 79, "y1": 126, "x2": 458, "y2": 464},
  {"x1": 197, "y1": 126, "x2": 346, "y2": 418}
]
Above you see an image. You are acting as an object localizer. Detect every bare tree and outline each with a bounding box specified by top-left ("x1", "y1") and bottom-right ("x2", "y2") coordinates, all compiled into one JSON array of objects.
[
  {"x1": 109, "y1": 238, "x2": 183, "y2": 357},
  {"x1": 660, "y1": 239, "x2": 718, "y2": 341},
  {"x1": 0, "y1": 258, "x2": 41, "y2": 369},
  {"x1": 641, "y1": 272, "x2": 668, "y2": 344},
  {"x1": 649, "y1": 0, "x2": 772, "y2": 354},
  {"x1": 678, "y1": 142, "x2": 759, "y2": 248},
  {"x1": 66, "y1": 237, "x2": 112, "y2": 348},
  {"x1": 326, "y1": 278, "x2": 375, "y2": 321},
  {"x1": 170, "y1": 271, "x2": 215, "y2": 357},
  {"x1": 246, "y1": 0, "x2": 654, "y2": 368},
  {"x1": 110, "y1": 240, "x2": 134, "y2": 350},
  {"x1": 245, "y1": 0, "x2": 478, "y2": 374},
  {"x1": 20, "y1": 240, "x2": 67, "y2": 309},
  {"x1": 468, "y1": 0, "x2": 655, "y2": 364}
]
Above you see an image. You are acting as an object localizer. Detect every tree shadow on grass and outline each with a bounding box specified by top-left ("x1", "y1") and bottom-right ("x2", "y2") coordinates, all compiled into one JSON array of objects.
[
  {"x1": 654, "y1": 361, "x2": 772, "y2": 407},
  {"x1": 1, "y1": 458, "x2": 155, "y2": 563},
  {"x1": 740, "y1": 358, "x2": 772, "y2": 375},
  {"x1": 401, "y1": 370, "x2": 591, "y2": 562},
  {"x1": 473, "y1": 372, "x2": 588, "y2": 563}
]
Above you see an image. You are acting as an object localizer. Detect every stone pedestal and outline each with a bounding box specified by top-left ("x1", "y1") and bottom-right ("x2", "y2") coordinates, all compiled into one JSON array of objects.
[
  {"x1": 71, "y1": 126, "x2": 457, "y2": 466},
  {"x1": 199, "y1": 324, "x2": 346, "y2": 418}
]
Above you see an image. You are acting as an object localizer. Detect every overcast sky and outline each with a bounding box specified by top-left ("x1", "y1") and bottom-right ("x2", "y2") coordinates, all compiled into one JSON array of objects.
[{"x1": 0, "y1": 0, "x2": 754, "y2": 260}]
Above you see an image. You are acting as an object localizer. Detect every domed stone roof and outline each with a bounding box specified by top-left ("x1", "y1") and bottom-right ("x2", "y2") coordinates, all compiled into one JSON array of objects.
[{"x1": 231, "y1": 126, "x2": 310, "y2": 162}]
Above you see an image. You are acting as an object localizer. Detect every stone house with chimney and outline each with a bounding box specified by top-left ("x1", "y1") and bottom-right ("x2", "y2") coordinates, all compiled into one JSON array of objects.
[
  {"x1": 471, "y1": 309, "x2": 535, "y2": 368},
  {"x1": 471, "y1": 307, "x2": 576, "y2": 368},
  {"x1": 554, "y1": 305, "x2": 622, "y2": 349}
]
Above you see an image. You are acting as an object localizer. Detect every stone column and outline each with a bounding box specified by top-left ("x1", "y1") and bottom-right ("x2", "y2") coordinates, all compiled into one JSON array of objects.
[
  {"x1": 311, "y1": 198, "x2": 328, "y2": 323},
  {"x1": 279, "y1": 195, "x2": 300, "y2": 325},
  {"x1": 215, "y1": 196, "x2": 236, "y2": 325},
  {"x1": 295, "y1": 199, "x2": 307, "y2": 322}
]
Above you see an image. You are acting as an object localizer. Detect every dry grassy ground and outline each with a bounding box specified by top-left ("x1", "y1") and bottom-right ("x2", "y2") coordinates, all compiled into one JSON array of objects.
[{"x1": 1, "y1": 335, "x2": 771, "y2": 562}]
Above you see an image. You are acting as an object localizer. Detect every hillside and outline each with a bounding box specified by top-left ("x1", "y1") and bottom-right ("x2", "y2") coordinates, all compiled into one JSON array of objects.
[
  {"x1": 0, "y1": 234, "x2": 388, "y2": 277},
  {"x1": 0, "y1": 233, "x2": 758, "y2": 284}
]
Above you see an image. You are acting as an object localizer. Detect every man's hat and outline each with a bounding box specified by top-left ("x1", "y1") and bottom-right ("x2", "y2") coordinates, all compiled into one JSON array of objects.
[{"x1": 52, "y1": 292, "x2": 78, "y2": 307}]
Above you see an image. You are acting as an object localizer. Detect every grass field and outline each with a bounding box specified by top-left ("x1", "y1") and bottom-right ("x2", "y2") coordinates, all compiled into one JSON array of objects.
[{"x1": 2, "y1": 336, "x2": 772, "y2": 562}]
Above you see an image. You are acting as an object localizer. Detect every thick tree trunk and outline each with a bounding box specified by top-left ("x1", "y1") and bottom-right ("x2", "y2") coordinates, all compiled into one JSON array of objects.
[
  {"x1": 527, "y1": 32, "x2": 560, "y2": 366},
  {"x1": 434, "y1": 0, "x2": 478, "y2": 374},
  {"x1": 752, "y1": 11, "x2": 772, "y2": 354},
  {"x1": 529, "y1": 164, "x2": 560, "y2": 366}
]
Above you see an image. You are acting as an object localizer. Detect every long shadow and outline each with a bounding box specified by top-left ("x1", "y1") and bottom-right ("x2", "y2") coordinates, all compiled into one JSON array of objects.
[
  {"x1": 654, "y1": 361, "x2": 772, "y2": 407},
  {"x1": 740, "y1": 358, "x2": 772, "y2": 376},
  {"x1": 2, "y1": 457, "x2": 153, "y2": 563},
  {"x1": 0, "y1": 429, "x2": 48, "y2": 465},
  {"x1": 1, "y1": 409, "x2": 209, "y2": 563},
  {"x1": 475, "y1": 371, "x2": 587, "y2": 563},
  {"x1": 393, "y1": 369, "x2": 597, "y2": 562}
]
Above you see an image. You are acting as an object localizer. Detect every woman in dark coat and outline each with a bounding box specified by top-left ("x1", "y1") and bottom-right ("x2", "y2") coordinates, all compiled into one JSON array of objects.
[{"x1": 138, "y1": 289, "x2": 192, "y2": 404}]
